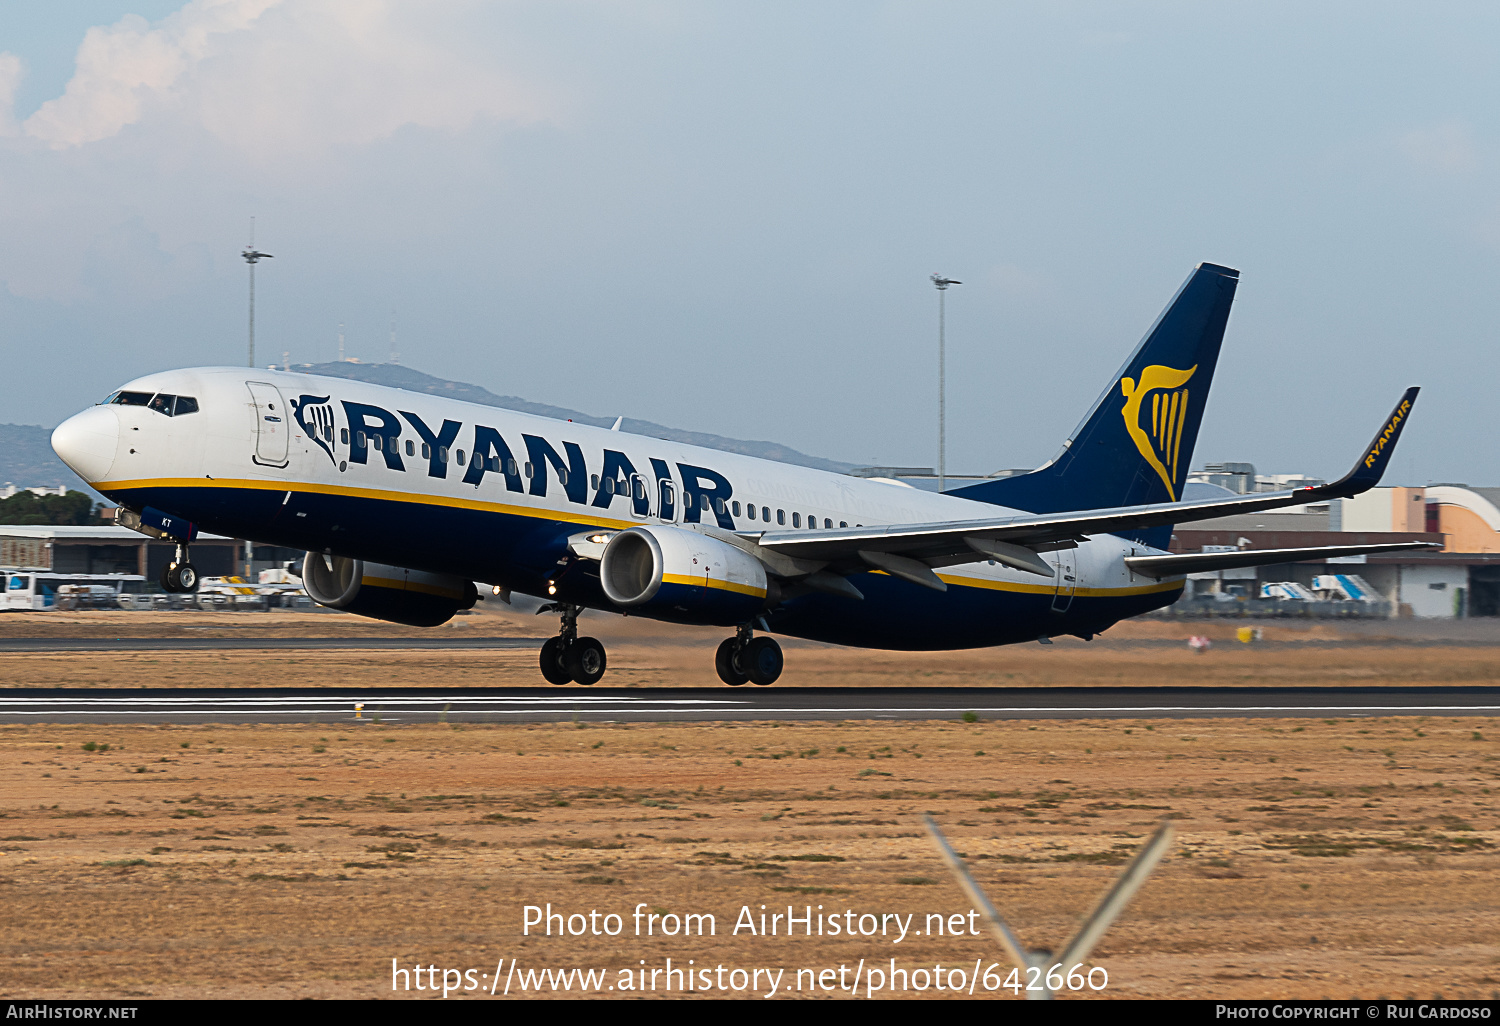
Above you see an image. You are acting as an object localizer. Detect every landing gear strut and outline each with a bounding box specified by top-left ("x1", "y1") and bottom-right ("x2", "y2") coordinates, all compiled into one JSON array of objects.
[
  {"x1": 539, "y1": 603, "x2": 607, "y2": 686},
  {"x1": 159, "y1": 542, "x2": 199, "y2": 594},
  {"x1": 716, "y1": 625, "x2": 782, "y2": 686}
]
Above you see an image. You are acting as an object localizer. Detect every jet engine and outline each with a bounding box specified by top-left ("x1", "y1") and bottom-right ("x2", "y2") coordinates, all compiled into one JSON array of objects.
[
  {"x1": 599, "y1": 526, "x2": 768, "y2": 624},
  {"x1": 300, "y1": 553, "x2": 477, "y2": 627}
]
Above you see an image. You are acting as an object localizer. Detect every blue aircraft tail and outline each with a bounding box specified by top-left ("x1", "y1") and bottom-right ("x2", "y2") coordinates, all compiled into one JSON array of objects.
[{"x1": 948, "y1": 262, "x2": 1240, "y2": 546}]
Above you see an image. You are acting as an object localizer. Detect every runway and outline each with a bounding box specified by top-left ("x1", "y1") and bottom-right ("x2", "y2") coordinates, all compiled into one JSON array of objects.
[
  {"x1": 0, "y1": 636, "x2": 547, "y2": 652},
  {"x1": 2, "y1": 686, "x2": 1497, "y2": 724}
]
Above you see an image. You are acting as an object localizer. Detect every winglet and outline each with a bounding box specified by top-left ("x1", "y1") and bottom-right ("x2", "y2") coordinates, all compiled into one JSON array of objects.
[{"x1": 1314, "y1": 387, "x2": 1420, "y2": 499}]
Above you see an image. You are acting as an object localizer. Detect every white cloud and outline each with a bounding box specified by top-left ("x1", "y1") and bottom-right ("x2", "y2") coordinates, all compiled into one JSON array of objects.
[
  {"x1": 0, "y1": 52, "x2": 23, "y2": 136},
  {"x1": 1397, "y1": 119, "x2": 1481, "y2": 176},
  {"x1": 20, "y1": 0, "x2": 552, "y2": 158},
  {"x1": 0, "y1": 0, "x2": 564, "y2": 302}
]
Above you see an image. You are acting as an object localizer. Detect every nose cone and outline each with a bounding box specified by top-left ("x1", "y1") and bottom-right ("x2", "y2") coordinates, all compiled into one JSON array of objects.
[{"x1": 52, "y1": 406, "x2": 120, "y2": 484}]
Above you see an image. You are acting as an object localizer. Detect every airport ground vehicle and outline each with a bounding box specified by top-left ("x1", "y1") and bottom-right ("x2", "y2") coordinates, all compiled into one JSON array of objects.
[{"x1": 3, "y1": 572, "x2": 146, "y2": 611}]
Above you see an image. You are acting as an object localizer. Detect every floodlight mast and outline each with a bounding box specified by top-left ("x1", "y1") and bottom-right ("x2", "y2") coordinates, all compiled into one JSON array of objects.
[
  {"x1": 242, "y1": 218, "x2": 273, "y2": 369},
  {"x1": 931, "y1": 275, "x2": 961, "y2": 491}
]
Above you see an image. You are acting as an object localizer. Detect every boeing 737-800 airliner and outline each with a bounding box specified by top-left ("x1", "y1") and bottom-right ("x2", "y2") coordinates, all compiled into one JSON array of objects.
[{"x1": 50, "y1": 263, "x2": 1428, "y2": 685}]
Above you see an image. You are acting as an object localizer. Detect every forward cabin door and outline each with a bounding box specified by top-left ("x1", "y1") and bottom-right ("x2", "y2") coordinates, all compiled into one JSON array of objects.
[
  {"x1": 246, "y1": 382, "x2": 290, "y2": 467},
  {"x1": 1051, "y1": 549, "x2": 1077, "y2": 613}
]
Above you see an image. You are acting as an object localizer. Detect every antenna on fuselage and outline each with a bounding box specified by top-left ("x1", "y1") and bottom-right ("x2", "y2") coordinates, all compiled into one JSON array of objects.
[{"x1": 242, "y1": 216, "x2": 273, "y2": 369}]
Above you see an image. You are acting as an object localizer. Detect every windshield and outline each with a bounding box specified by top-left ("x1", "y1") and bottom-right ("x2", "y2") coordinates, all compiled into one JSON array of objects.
[{"x1": 102, "y1": 391, "x2": 198, "y2": 416}]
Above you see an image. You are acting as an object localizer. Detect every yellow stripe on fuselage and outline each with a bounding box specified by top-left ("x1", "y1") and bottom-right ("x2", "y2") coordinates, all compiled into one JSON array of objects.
[
  {"x1": 662, "y1": 573, "x2": 767, "y2": 598},
  {"x1": 100, "y1": 476, "x2": 1181, "y2": 601},
  {"x1": 96, "y1": 475, "x2": 639, "y2": 531}
]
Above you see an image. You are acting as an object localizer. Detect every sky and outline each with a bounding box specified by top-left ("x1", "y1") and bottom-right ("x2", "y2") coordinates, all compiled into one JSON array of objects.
[{"x1": 2, "y1": 1, "x2": 1498, "y2": 486}]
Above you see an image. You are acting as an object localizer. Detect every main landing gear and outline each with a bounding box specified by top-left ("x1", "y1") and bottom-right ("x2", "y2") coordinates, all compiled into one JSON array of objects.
[
  {"x1": 715, "y1": 625, "x2": 783, "y2": 686},
  {"x1": 159, "y1": 543, "x2": 199, "y2": 594},
  {"x1": 539, "y1": 603, "x2": 607, "y2": 686}
]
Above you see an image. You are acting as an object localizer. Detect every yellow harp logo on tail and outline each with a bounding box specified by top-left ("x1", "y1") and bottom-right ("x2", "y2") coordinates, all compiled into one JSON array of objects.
[{"x1": 1120, "y1": 364, "x2": 1197, "y2": 501}]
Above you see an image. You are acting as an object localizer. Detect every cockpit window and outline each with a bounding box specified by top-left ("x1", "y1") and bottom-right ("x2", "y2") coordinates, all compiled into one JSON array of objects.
[
  {"x1": 103, "y1": 391, "x2": 199, "y2": 416},
  {"x1": 109, "y1": 391, "x2": 153, "y2": 407}
]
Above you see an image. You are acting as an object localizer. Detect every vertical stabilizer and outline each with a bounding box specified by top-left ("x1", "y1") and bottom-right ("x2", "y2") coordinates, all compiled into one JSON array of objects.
[{"x1": 950, "y1": 262, "x2": 1239, "y2": 545}]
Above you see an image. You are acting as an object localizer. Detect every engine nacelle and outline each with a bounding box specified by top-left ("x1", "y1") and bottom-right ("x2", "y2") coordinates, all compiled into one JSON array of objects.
[
  {"x1": 300, "y1": 553, "x2": 477, "y2": 627},
  {"x1": 599, "y1": 526, "x2": 768, "y2": 625}
]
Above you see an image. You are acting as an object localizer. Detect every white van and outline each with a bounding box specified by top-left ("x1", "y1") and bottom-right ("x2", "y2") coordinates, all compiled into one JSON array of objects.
[{"x1": 3, "y1": 573, "x2": 147, "y2": 611}]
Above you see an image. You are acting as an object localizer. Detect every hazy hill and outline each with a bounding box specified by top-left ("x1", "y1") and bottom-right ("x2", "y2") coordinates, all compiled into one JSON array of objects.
[
  {"x1": 296, "y1": 361, "x2": 859, "y2": 473},
  {"x1": 0, "y1": 364, "x2": 857, "y2": 495},
  {"x1": 0, "y1": 424, "x2": 93, "y2": 497}
]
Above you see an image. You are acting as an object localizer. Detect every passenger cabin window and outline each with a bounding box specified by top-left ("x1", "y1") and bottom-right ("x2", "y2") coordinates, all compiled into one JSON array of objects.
[
  {"x1": 840, "y1": 521, "x2": 847, "y2": 528},
  {"x1": 824, "y1": 518, "x2": 832, "y2": 529},
  {"x1": 746, "y1": 504, "x2": 756, "y2": 520},
  {"x1": 438, "y1": 446, "x2": 448, "y2": 463},
  {"x1": 763, "y1": 506, "x2": 770, "y2": 521},
  {"x1": 456, "y1": 449, "x2": 466, "y2": 465},
  {"x1": 714, "y1": 497, "x2": 726, "y2": 514},
  {"x1": 792, "y1": 512, "x2": 801, "y2": 528},
  {"x1": 421, "y1": 443, "x2": 430, "y2": 459},
  {"x1": 341, "y1": 428, "x2": 350, "y2": 444},
  {"x1": 591, "y1": 474, "x2": 600, "y2": 490},
  {"x1": 777, "y1": 509, "x2": 786, "y2": 525},
  {"x1": 732, "y1": 501, "x2": 741, "y2": 517},
  {"x1": 406, "y1": 440, "x2": 416, "y2": 457}
]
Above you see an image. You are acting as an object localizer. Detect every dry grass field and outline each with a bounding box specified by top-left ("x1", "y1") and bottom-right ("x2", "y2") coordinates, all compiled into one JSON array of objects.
[
  {"x1": 4, "y1": 608, "x2": 1500, "y2": 690},
  {"x1": 0, "y1": 609, "x2": 1498, "y2": 999}
]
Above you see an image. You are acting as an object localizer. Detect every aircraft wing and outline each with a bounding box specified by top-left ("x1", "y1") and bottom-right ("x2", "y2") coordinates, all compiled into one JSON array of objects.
[{"x1": 752, "y1": 388, "x2": 1420, "y2": 588}]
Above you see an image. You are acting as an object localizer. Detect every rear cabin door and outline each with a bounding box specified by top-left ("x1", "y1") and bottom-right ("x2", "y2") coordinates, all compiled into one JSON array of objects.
[
  {"x1": 246, "y1": 382, "x2": 290, "y2": 467},
  {"x1": 1051, "y1": 549, "x2": 1077, "y2": 613}
]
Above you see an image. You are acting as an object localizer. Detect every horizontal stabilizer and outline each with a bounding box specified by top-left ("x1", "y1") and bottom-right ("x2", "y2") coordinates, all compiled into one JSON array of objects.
[{"x1": 1124, "y1": 541, "x2": 1441, "y2": 580}]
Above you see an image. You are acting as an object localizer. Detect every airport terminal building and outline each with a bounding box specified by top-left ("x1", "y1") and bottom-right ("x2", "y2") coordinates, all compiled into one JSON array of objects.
[
  {"x1": 1168, "y1": 484, "x2": 1500, "y2": 618},
  {"x1": 0, "y1": 525, "x2": 300, "y2": 583}
]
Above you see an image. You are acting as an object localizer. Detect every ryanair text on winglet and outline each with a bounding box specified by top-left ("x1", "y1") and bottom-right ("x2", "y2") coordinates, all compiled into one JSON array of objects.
[{"x1": 1364, "y1": 398, "x2": 1412, "y2": 469}]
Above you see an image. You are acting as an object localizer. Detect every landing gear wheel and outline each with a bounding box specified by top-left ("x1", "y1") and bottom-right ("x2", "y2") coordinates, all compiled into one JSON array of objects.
[
  {"x1": 159, "y1": 561, "x2": 199, "y2": 594},
  {"x1": 174, "y1": 562, "x2": 198, "y2": 593},
  {"x1": 539, "y1": 637, "x2": 571, "y2": 685},
  {"x1": 742, "y1": 636, "x2": 783, "y2": 686},
  {"x1": 565, "y1": 637, "x2": 607, "y2": 686},
  {"x1": 715, "y1": 638, "x2": 749, "y2": 686}
]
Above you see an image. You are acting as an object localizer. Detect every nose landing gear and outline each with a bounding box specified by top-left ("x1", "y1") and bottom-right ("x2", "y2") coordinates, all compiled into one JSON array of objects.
[
  {"x1": 159, "y1": 543, "x2": 199, "y2": 594},
  {"x1": 539, "y1": 603, "x2": 607, "y2": 685},
  {"x1": 715, "y1": 625, "x2": 782, "y2": 686}
]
